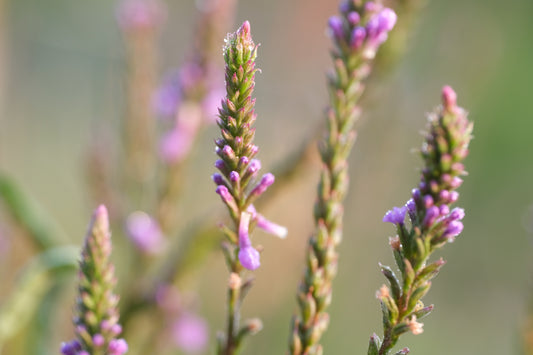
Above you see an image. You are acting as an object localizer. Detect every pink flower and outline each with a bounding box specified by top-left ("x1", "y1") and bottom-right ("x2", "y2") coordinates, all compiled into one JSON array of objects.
[
  {"x1": 125, "y1": 211, "x2": 164, "y2": 254},
  {"x1": 172, "y1": 313, "x2": 209, "y2": 354}
]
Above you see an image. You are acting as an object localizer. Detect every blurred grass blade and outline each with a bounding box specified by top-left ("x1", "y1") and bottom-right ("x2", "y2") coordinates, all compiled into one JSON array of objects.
[
  {"x1": 0, "y1": 246, "x2": 79, "y2": 351},
  {"x1": 27, "y1": 282, "x2": 68, "y2": 355},
  {"x1": 0, "y1": 173, "x2": 66, "y2": 249}
]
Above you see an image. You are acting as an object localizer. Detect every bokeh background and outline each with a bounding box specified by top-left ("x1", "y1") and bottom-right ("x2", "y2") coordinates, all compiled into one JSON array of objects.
[{"x1": 1, "y1": 0, "x2": 533, "y2": 354}]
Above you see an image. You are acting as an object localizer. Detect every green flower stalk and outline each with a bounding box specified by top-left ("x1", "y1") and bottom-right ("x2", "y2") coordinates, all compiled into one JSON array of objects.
[
  {"x1": 289, "y1": 2, "x2": 397, "y2": 354},
  {"x1": 213, "y1": 21, "x2": 286, "y2": 355},
  {"x1": 117, "y1": 0, "x2": 164, "y2": 208},
  {"x1": 368, "y1": 86, "x2": 473, "y2": 355},
  {"x1": 61, "y1": 205, "x2": 127, "y2": 355}
]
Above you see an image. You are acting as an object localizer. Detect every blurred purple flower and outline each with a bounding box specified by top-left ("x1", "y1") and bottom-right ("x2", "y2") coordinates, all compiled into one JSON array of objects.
[
  {"x1": 153, "y1": 71, "x2": 181, "y2": 119},
  {"x1": 159, "y1": 103, "x2": 202, "y2": 164},
  {"x1": 117, "y1": 0, "x2": 165, "y2": 31},
  {"x1": 155, "y1": 284, "x2": 182, "y2": 314},
  {"x1": 172, "y1": 313, "x2": 209, "y2": 354},
  {"x1": 108, "y1": 339, "x2": 129, "y2": 355},
  {"x1": 125, "y1": 211, "x2": 164, "y2": 254},
  {"x1": 202, "y1": 85, "x2": 225, "y2": 124}
]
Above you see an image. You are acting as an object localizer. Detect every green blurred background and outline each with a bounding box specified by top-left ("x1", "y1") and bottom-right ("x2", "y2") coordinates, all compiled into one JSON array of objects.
[{"x1": 1, "y1": 0, "x2": 533, "y2": 354}]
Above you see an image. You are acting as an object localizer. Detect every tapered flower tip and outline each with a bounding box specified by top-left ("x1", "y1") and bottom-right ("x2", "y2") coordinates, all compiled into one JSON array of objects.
[
  {"x1": 238, "y1": 21, "x2": 252, "y2": 41},
  {"x1": 383, "y1": 206, "x2": 407, "y2": 224},
  {"x1": 238, "y1": 245, "x2": 261, "y2": 270},
  {"x1": 442, "y1": 85, "x2": 457, "y2": 110},
  {"x1": 225, "y1": 20, "x2": 255, "y2": 54},
  {"x1": 93, "y1": 204, "x2": 110, "y2": 232}
]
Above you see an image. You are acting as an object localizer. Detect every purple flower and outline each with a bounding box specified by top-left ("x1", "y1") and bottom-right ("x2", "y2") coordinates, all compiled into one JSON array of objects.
[
  {"x1": 249, "y1": 173, "x2": 275, "y2": 198},
  {"x1": 238, "y1": 245, "x2": 261, "y2": 270},
  {"x1": 153, "y1": 71, "x2": 181, "y2": 118},
  {"x1": 229, "y1": 171, "x2": 240, "y2": 183},
  {"x1": 172, "y1": 313, "x2": 209, "y2": 354},
  {"x1": 125, "y1": 211, "x2": 164, "y2": 254},
  {"x1": 347, "y1": 12, "x2": 360, "y2": 25},
  {"x1": 350, "y1": 26, "x2": 366, "y2": 50},
  {"x1": 328, "y1": 16, "x2": 344, "y2": 40},
  {"x1": 247, "y1": 159, "x2": 261, "y2": 175},
  {"x1": 383, "y1": 206, "x2": 407, "y2": 224},
  {"x1": 108, "y1": 339, "x2": 128, "y2": 355},
  {"x1": 449, "y1": 207, "x2": 465, "y2": 221},
  {"x1": 362, "y1": 7, "x2": 397, "y2": 59},
  {"x1": 405, "y1": 199, "x2": 416, "y2": 214},
  {"x1": 423, "y1": 206, "x2": 440, "y2": 227},
  {"x1": 439, "y1": 205, "x2": 450, "y2": 216},
  {"x1": 247, "y1": 205, "x2": 288, "y2": 239},
  {"x1": 424, "y1": 195, "x2": 434, "y2": 208},
  {"x1": 60, "y1": 340, "x2": 82, "y2": 355},
  {"x1": 443, "y1": 221, "x2": 464, "y2": 241},
  {"x1": 159, "y1": 104, "x2": 202, "y2": 164},
  {"x1": 238, "y1": 212, "x2": 260, "y2": 270},
  {"x1": 93, "y1": 334, "x2": 105, "y2": 347},
  {"x1": 215, "y1": 185, "x2": 239, "y2": 212},
  {"x1": 202, "y1": 86, "x2": 225, "y2": 124},
  {"x1": 377, "y1": 8, "x2": 397, "y2": 32}
]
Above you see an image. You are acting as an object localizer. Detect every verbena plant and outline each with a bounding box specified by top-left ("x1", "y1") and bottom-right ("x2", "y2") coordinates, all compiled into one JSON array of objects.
[{"x1": 0, "y1": 1, "x2": 481, "y2": 354}]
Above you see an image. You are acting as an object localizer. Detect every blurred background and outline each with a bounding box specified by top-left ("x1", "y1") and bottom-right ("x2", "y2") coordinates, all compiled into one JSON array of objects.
[{"x1": 1, "y1": 0, "x2": 533, "y2": 354}]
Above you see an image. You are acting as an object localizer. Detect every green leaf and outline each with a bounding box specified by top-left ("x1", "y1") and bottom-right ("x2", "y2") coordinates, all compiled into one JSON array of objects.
[
  {"x1": 380, "y1": 263, "x2": 402, "y2": 300},
  {"x1": 0, "y1": 246, "x2": 78, "y2": 351},
  {"x1": 367, "y1": 334, "x2": 380, "y2": 355},
  {"x1": 0, "y1": 173, "x2": 66, "y2": 249}
]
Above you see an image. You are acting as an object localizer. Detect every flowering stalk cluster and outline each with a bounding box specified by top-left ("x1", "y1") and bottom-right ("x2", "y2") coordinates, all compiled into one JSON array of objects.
[
  {"x1": 61, "y1": 205, "x2": 128, "y2": 355},
  {"x1": 155, "y1": 0, "x2": 237, "y2": 235},
  {"x1": 289, "y1": 2, "x2": 397, "y2": 354},
  {"x1": 369, "y1": 86, "x2": 473, "y2": 355},
  {"x1": 213, "y1": 21, "x2": 286, "y2": 355},
  {"x1": 117, "y1": 0, "x2": 163, "y2": 195}
]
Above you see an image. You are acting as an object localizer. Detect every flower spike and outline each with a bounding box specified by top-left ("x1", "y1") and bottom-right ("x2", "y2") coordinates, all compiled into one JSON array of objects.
[
  {"x1": 370, "y1": 86, "x2": 473, "y2": 354},
  {"x1": 61, "y1": 205, "x2": 127, "y2": 355},
  {"x1": 213, "y1": 21, "x2": 286, "y2": 354}
]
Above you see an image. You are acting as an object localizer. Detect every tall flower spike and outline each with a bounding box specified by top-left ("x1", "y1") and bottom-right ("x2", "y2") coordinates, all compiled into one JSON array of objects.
[
  {"x1": 213, "y1": 21, "x2": 286, "y2": 355},
  {"x1": 61, "y1": 205, "x2": 127, "y2": 355},
  {"x1": 155, "y1": 0, "x2": 238, "y2": 236},
  {"x1": 370, "y1": 87, "x2": 473, "y2": 355},
  {"x1": 289, "y1": 2, "x2": 396, "y2": 354}
]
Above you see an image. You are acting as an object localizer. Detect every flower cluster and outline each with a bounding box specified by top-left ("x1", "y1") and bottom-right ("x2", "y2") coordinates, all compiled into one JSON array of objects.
[
  {"x1": 213, "y1": 21, "x2": 286, "y2": 271},
  {"x1": 289, "y1": 2, "x2": 397, "y2": 354},
  {"x1": 370, "y1": 86, "x2": 473, "y2": 354},
  {"x1": 213, "y1": 21, "x2": 286, "y2": 355},
  {"x1": 61, "y1": 206, "x2": 128, "y2": 355},
  {"x1": 154, "y1": 0, "x2": 235, "y2": 164},
  {"x1": 329, "y1": 1, "x2": 397, "y2": 60}
]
